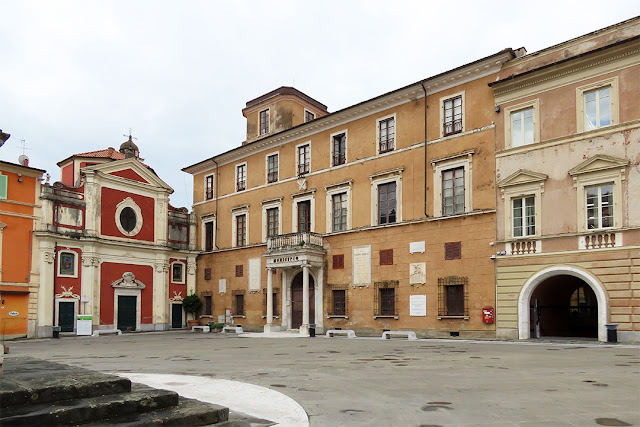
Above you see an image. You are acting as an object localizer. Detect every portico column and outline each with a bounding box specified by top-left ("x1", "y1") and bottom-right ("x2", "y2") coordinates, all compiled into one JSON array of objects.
[
  {"x1": 266, "y1": 267, "x2": 273, "y2": 326},
  {"x1": 301, "y1": 264, "x2": 310, "y2": 335}
]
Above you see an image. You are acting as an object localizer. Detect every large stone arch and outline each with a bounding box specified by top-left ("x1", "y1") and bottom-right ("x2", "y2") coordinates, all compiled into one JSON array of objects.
[{"x1": 518, "y1": 266, "x2": 609, "y2": 342}]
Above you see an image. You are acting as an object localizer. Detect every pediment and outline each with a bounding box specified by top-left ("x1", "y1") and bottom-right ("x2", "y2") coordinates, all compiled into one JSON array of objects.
[
  {"x1": 86, "y1": 158, "x2": 172, "y2": 191},
  {"x1": 569, "y1": 154, "x2": 629, "y2": 176},
  {"x1": 498, "y1": 169, "x2": 548, "y2": 188}
]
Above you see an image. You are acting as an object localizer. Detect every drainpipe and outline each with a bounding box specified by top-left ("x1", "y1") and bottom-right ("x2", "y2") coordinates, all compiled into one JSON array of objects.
[
  {"x1": 421, "y1": 81, "x2": 429, "y2": 218},
  {"x1": 211, "y1": 158, "x2": 219, "y2": 250}
]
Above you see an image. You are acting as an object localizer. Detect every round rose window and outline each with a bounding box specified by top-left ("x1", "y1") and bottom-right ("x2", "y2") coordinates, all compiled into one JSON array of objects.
[{"x1": 120, "y1": 207, "x2": 137, "y2": 233}]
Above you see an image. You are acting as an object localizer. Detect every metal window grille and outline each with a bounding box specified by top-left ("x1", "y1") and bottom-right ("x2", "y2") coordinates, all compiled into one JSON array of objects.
[
  {"x1": 235, "y1": 265, "x2": 243, "y2": 277},
  {"x1": 443, "y1": 96, "x2": 463, "y2": 136},
  {"x1": 444, "y1": 242, "x2": 461, "y2": 260},
  {"x1": 327, "y1": 284, "x2": 349, "y2": 315},
  {"x1": 267, "y1": 154, "x2": 278, "y2": 183},
  {"x1": 379, "y1": 118, "x2": 395, "y2": 153},
  {"x1": 332, "y1": 254, "x2": 344, "y2": 269},
  {"x1": 373, "y1": 280, "x2": 398, "y2": 316},
  {"x1": 205, "y1": 175, "x2": 214, "y2": 200},
  {"x1": 378, "y1": 182, "x2": 397, "y2": 224},
  {"x1": 332, "y1": 133, "x2": 346, "y2": 166},
  {"x1": 437, "y1": 276, "x2": 469, "y2": 317}
]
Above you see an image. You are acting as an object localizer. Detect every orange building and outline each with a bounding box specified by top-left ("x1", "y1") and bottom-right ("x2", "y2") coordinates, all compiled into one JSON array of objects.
[{"x1": 0, "y1": 158, "x2": 45, "y2": 339}]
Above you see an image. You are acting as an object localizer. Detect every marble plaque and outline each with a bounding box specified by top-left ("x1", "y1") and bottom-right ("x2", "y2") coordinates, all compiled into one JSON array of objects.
[
  {"x1": 410, "y1": 295, "x2": 427, "y2": 316},
  {"x1": 352, "y1": 245, "x2": 371, "y2": 286},
  {"x1": 218, "y1": 279, "x2": 226, "y2": 294},
  {"x1": 248, "y1": 257, "x2": 261, "y2": 291},
  {"x1": 409, "y1": 262, "x2": 426, "y2": 284},
  {"x1": 410, "y1": 241, "x2": 425, "y2": 254}
]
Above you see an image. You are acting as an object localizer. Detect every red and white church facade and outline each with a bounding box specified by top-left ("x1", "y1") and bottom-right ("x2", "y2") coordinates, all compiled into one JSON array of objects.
[{"x1": 34, "y1": 138, "x2": 197, "y2": 337}]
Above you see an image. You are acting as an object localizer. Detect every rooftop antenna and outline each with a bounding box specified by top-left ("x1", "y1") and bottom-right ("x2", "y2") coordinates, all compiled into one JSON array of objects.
[{"x1": 18, "y1": 138, "x2": 29, "y2": 155}]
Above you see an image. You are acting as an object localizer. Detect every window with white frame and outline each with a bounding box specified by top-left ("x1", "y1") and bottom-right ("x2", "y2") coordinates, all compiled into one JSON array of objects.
[
  {"x1": 325, "y1": 181, "x2": 352, "y2": 234},
  {"x1": 332, "y1": 192, "x2": 348, "y2": 232},
  {"x1": 292, "y1": 193, "x2": 315, "y2": 233},
  {"x1": 297, "y1": 143, "x2": 310, "y2": 176},
  {"x1": 171, "y1": 261, "x2": 185, "y2": 284},
  {"x1": 231, "y1": 206, "x2": 249, "y2": 247},
  {"x1": 370, "y1": 168, "x2": 403, "y2": 226},
  {"x1": 204, "y1": 174, "x2": 214, "y2": 200},
  {"x1": 260, "y1": 109, "x2": 269, "y2": 135},
  {"x1": 513, "y1": 196, "x2": 535, "y2": 237},
  {"x1": 266, "y1": 207, "x2": 279, "y2": 237},
  {"x1": 504, "y1": 100, "x2": 539, "y2": 149},
  {"x1": 377, "y1": 116, "x2": 395, "y2": 154},
  {"x1": 432, "y1": 152, "x2": 472, "y2": 217},
  {"x1": 203, "y1": 219, "x2": 215, "y2": 251},
  {"x1": 236, "y1": 214, "x2": 247, "y2": 246},
  {"x1": 305, "y1": 110, "x2": 315, "y2": 122},
  {"x1": 261, "y1": 198, "x2": 282, "y2": 241},
  {"x1": 443, "y1": 95, "x2": 463, "y2": 136},
  {"x1": 266, "y1": 153, "x2": 278, "y2": 183},
  {"x1": 236, "y1": 163, "x2": 246, "y2": 191},
  {"x1": 331, "y1": 131, "x2": 346, "y2": 166},
  {"x1": 57, "y1": 250, "x2": 78, "y2": 278},
  {"x1": 576, "y1": 77, "x2": 619, "y2": 133},
  {"x1": 586, "y1": 184, "x2": 614, "y2": 230}
]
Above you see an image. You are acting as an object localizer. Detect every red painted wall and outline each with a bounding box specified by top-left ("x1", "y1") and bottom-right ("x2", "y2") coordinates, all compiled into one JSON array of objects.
[
  {"x1": 109, "y1": 169, "x2": 149, "y2": 184},
  {"x1": 100, "y1": 187, "x2": 154, "y2": 242},
  {"x1": 168, "y1": 258, "x2": 187, "y2": 301},
  {"x1": 55, "y1": 247, "x2": 82, "y2": 311},
  {"x1": 99, "y1": 262, "x2": 154, "y2": 325},
  {"x1": 61, "y1": 163, "x2": 73, "y2": 185}
]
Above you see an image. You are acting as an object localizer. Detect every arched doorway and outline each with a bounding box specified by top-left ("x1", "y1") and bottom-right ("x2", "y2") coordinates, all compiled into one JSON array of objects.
[
  {"x1": 518, "y1": 266, "x2": 608, "y2": 341},
  {"x1": 529, "y1": 275, "x2": 597, "y2": 338},
  {"x1": 291, "y1": 272, "x2": 315, "y2": 329}
]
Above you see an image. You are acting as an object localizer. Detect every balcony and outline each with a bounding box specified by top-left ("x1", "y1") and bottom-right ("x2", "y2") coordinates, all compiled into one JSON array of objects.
[
  {"x1": 580, "y1": 231, "x2": 622, "y2": 250},
  {"x1": 265, "y1": 232, "x2": 325, "y2": 269},
  {"x1": 507, "y1": 239, "x2": 541, "y2": 255}
]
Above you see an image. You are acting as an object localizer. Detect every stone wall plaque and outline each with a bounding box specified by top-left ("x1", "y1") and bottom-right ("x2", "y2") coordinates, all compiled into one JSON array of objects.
[
  {"x1": 410, "y1": 241, "x2": 425, "y2": 254},
  {"x1": 352, "y1": 245, "x2": 371, "y2": 286},
  {"x1": 248, "y1": 257, "x2": 261, "y2": 292},
  {"x1": 410, "y1": 295, "x2": 427, "y2": 316},
  {"x1": 409, "y1": 262, "x2": 426, "y2": 284},
  {"x1": 218, "y1": 279, "x2": 226, "y2": 294}
]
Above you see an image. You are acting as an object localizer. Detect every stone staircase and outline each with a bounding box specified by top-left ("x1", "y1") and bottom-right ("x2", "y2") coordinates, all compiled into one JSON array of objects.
[{"x1": 0, "y1": 356, "x2": 229, "y2": 426}]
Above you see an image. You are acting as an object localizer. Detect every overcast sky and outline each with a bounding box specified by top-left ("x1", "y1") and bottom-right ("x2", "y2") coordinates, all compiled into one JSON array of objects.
[{"x1": 1, "y1": 1, "x2": 638, "y2": 209}]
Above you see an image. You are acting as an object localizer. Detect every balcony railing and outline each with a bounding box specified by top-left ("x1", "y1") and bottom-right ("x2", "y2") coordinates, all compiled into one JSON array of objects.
[
  {"x1": 267, "y1": 232, "x2": 323, "y2": 251},
  {"x1": 509, "y1": 240, "x2": 540, "y2": 255},
  {"x1": 582, "y1": 231, "x2": 619, "y2": 249}
]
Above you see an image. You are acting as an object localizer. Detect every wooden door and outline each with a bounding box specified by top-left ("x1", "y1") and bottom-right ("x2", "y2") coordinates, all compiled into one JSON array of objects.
[
  {"x1": 291, "y1": 272, "x2": 315, "y2": 329},
  {"x1": 117, "y1": 296, "x2": 137, "y2": 331}
]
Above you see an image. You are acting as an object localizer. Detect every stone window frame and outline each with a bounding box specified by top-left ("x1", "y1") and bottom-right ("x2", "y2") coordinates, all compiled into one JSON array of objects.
[
  {"x1": 439, "y1": 90, "x2": 466, "y2": 138},
  {"x1": 373, "y1": 280, "x2": 399, "y2": 319},
  {"x1": 171, "y1": 260, "x2": 186, "y2": 284},
  {"x1": 498, "y1": 173, "x2": 546, "y2": 240},
  {"x1": 261, "y1": 197, "x2": 283, "y2": 242},
  {"x1": 576, "y1": 76, "x2": 619, "y2": 133},
  {"x1": 325, "y1": 180, "x2": 352, "y2": 233},
  {"x1": 292, "y1": 191, "x2": 315, "y2": 233},
  {"x1": 329, "y1": 129, "x2": 348, "y2": 167},
  {"x1": 504, "y1": 99, "x2": 540, "y2": 149},
  {"x1": 376, "y1": 113, "x2": 396, "y2": 155},
  {"x1": 114, "y1": 197, "x2": 143, "y2": 237},
  {"x1": 369, "y1": 167, "x2": 403, "y2": 226},
  {"x1": 432, "y1": 151, "x2": 473, "y2": 217},
  {"x1": 57, "y1": 249, "x2": 78, "y2": 278},
  {"x1": 231, "y1": 205, "x2": 250, "y2": 248}
]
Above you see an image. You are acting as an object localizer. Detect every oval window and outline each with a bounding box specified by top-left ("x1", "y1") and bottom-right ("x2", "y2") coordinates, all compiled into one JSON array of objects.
[{"x1": 120, "y1": 207, "x2": 137, "y2": 233}]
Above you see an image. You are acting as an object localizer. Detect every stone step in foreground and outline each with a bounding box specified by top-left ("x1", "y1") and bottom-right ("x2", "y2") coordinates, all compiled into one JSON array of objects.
[{"x1": 0, "y1": 356, "x2": 229, "y2": 426}]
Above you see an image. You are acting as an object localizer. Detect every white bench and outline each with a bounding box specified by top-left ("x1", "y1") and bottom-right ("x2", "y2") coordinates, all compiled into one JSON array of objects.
[
  {"x1": 381, "y1": 330, "x2": 418, "y2": 341},
  {"x1": 325, "y1": 329, "x2": 356, "y2": 339},
  {"x1": 191, "y1": 325, "x2": 210, "y2": 333},
  {"x1": 222, "y1": 326, "x2": 243, "y2": 334},
  {"x1": 92, "y1": 329, "x2": 122, "y2": 337}
]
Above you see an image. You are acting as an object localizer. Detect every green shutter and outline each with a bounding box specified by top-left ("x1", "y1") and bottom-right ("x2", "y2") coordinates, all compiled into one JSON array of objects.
[{"x1": 0, "y1": 174, "x2": 7, "y2": 200}]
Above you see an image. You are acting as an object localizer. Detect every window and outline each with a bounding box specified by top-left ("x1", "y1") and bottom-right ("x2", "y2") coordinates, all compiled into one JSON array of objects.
[
  {"x1": 513, "y1": 196, "x2": 535, "y2": 237},
  {"x1": 332, "y1": 254, "x2": 344, "y2": 269},
  {"x1": 0, "y1": 173, "x2": 7, "y2": 200},
  {"x1": 332, "y1": 133, "x2": 346, "y2": 166},
  {"x1": 443, "y1": 95, "x2": 463, "y2": 136},
  {"x1": 584, "y1": 86, "x2": 611, "y2": 130},
  {"x1": 260, "y1": 109, "x2": 269, "y2": 135},
  {"x1": 205, "y1": 175, "x2": 214, "y2": 200},
  {"x1": 297, "y1": 144, "x2": 310, "y2": 176},
  {"x1": 297, "y1": 200, "x2": 311, "y2": 232},
  {"x1": 266, "y1": 207, "x2": 279, "y2": 238},
  {"x1": 171, "y1": 262, "x2": 185, "y2": 283},
  {"x1": 236, "y1": 214, "x2": 246, "y2": 246},
  {"x1": 204, "y1": 268, "x2": 212, "y2": 280},
  {"x1": 305, "y1": 110, "x2": 315, "y2": 122},
  {"x1": 378, "y1": 182, "x2": 397, "y2": 224},
  {"x1": 234, "y1": 291, "x2": 245, "y2": 316},
  {"x1": 438, "y1": 276, "x2": 468, "y2": 317},
  {"x1": 332, "y1": 290, "x2": 346, "y2": 315},
  {"x1": 58, "y1": 251, "x2": 77, "y2": 277},
  {"x1": 511, "y1": 108, "x2": 534, "y2": 147},
  {"x1": 267, "y1": 154, "x2": 278, "y2": 183},
  {"x1": 204, "y1": 295, "x2": 212, "y2": 315},
  {"x1": 380, "y1": 249, "x2": 393, "y2": 265},
  {"x1": 236, "y1": 164, "x2": 246, "y2": 191},
  {"x1": 378, "y1": 117, "x2": 395, "y2": 153},
  {"x1": 444, "y1": 242, "x2": 461, "y2": 260},
  {"x1": 235, "y1": 265, "x2": 243, "y2": 277},
  {"x1": 332, "y1": 192, "x2": 347, "y2": 232},
  {"x1": 442, "y1": 167, "x2": 464, "y2": 215},
  {"x1": 204, "y1": 221, "x2": 214, "y2": 251},
  {"x1": 374, "y1": 281, "x2": 398, "y2": 317},
  {"x1": 586, "y1": 184, "x2": 614, "y2": 229}
]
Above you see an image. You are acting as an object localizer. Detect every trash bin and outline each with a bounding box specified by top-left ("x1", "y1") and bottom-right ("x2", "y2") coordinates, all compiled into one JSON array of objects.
[
  {"x1": 309, "y1": 324, "x2": 316, "y2": 338},
  {"x1": 605, "y1": 324, "x2": 618, "y2": 343},
  {"x1": 52, "y1": 326, "x2": 61, "y2": 339}
]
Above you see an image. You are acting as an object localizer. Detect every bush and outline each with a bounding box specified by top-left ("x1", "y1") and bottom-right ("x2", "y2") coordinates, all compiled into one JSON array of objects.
[{"x1": 182, "y1": 293, "x2": 202, "y2": 315}]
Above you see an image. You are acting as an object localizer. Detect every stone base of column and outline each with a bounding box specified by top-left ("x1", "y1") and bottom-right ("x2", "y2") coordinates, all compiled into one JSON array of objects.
[
  {"x1": 298, "y1": 325, "x2": 310, "y2": 336},
  {"x1": 263, "y1": 324, "x2": 280, "y2": 333}
]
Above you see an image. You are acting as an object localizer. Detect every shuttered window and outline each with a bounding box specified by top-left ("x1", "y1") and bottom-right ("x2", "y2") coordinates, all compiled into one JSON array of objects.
[
  {"x1": 332, "y1": 254, "x2": 344, "y2": 269},
  {"x1": 444, "y1": 242, "x2": 462, "y2": 260},
  {"x1": 0, "y1": 174, "x2": 8, "y2": 200},
  {"x1": 235, "y1": 265, "x2": 243, "y2": 277},
  {"x1": 380, "y1": 249, "x2": 393, "y2": 265},
  {"x1": 204, "y1": 268, "x2": 212, "y2": 280}
]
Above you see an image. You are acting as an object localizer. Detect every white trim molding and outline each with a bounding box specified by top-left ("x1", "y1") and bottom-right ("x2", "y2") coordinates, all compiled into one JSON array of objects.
[
  {"x1": 432, "y1": 151, "x2": 473, "y2": 217},
  {"x1": 369, "y1": 167, "x2": 403, "y2": 226},
  {"x1": 114, "y1": 197, "x2": 143, "y2": 237}
]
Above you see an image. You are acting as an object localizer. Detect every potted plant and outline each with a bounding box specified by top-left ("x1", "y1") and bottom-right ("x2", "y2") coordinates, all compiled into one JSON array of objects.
[
  {"x1": 211, "y1": 323, "x2": 224, "y2": 333},
  {"x1": 182, "y1": 293, "x2": 202, "y2": 330}
]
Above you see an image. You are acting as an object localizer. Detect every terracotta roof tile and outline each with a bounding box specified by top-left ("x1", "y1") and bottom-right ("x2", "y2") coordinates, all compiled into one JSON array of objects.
[{"x1": 73, "y1": 147, "x2": 125, "y2": 160}]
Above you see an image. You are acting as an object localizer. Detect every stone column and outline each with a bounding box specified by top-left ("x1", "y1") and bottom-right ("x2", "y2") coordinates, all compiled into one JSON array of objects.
[
  {"x1": 264, "y1": 267, "x2": 274, "y2": 333},
  {"x1": 37, "y1": 240, "x2": 56, "y2": 337},
  {"x1": 300, "y1": 264, "x2": 310, "y2": 336}
]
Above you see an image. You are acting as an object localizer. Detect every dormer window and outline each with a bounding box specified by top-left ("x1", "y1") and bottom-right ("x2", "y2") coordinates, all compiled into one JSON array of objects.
[{"x1": 260, "y1": 109, "x2": 269, "y2": 135}]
